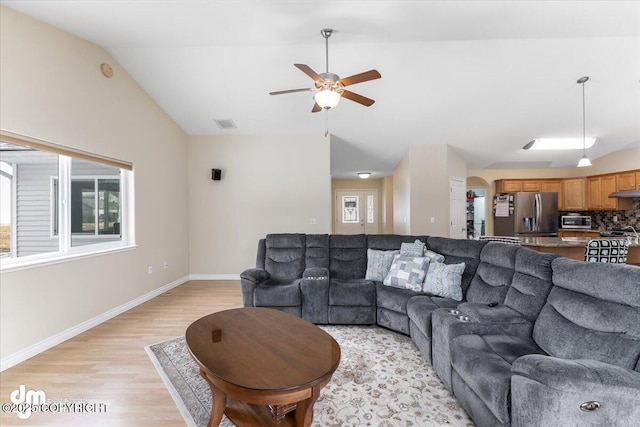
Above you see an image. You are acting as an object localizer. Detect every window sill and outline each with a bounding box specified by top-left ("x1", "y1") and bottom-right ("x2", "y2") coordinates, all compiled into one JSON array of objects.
[{"x1": 0, "y1": 244, "x2": 137, "y2": 274}]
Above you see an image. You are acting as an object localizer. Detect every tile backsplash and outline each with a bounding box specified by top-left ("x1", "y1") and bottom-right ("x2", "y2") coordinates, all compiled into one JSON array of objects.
[{"x1": 561, "y1": 199, "x2": 640, "y2": 231}]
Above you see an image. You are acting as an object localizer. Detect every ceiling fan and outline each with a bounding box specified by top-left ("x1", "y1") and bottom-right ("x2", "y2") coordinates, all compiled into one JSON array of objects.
[{"x1": 269, "y1": 29, "x2": 381, "y2": 112}]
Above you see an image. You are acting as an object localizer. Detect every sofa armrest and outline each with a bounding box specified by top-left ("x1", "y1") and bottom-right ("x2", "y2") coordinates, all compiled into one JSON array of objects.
[
  {"x1": 301, "y1": 267, "x2": 330, "y2": 324},
  {"x1": 240, "y1": 268, "x2": 270, "y2": 307},
  {"x1": 511, "y1": 354, "x2": 640, "y2": 426},
  {"x1": 456, "y1": 302, "x2": 532, "y2": 324}
]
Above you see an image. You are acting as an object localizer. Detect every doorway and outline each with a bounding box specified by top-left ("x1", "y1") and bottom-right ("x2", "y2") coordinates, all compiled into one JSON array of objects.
[{"x1": 334, "y1": 190, "x2": 379, "y2": 234}]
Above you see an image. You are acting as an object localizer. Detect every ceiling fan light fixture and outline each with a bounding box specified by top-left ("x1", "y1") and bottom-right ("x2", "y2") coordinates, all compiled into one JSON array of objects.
[
  {"x1": 314, "y1": 89, "x2": 341, "y2": 109},
  {"x1": 357, "y1": 172, "x2": 371, "y2": 179}
]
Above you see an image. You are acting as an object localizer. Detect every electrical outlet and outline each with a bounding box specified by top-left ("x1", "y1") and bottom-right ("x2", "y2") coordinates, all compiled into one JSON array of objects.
[
  {"x1": 431, "y1": 217, "x2": 435, "y2": 224},
  {"x1": 613, "y1": 215, "x2": 618, "y2": 223},
  {"x1": 148, "y1": 266, "x2": 153, "y2": 275},
  {"x1": 309, "y1": 218, "x2": 317, "y2": 225},
  {"x1": 164, "y1": 261, "x2": 169, "y2": 269}
]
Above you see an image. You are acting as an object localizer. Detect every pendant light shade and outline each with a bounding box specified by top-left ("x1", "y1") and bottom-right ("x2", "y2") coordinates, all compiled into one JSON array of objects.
[
  {"x1": 576, "y1": 76, "x2": 592, "y2": 168},
  {"x1": 577, "y1": 155, "x2": 592, "y2": 167}
]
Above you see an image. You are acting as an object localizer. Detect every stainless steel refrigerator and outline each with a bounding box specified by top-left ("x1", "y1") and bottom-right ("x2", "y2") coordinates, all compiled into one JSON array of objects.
[{"x1": 493, "y1": 192, "x2": 559, "y2": 237}]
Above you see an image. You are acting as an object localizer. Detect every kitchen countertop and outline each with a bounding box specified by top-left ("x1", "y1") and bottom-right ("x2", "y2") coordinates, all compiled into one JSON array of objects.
[{"x1": 519, "y1": 236, "x2": 640, "y2": 248}]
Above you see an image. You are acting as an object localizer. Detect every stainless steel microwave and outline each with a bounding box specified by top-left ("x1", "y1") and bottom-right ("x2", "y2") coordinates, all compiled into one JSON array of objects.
[{"x1": 561, "y1": 215, "x2": 592, "y2": 229}]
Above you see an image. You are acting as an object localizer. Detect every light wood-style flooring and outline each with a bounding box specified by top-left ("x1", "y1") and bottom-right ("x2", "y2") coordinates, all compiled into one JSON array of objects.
[{"x1": 0, "y1": 280, "x2": 243, "y2": 426}]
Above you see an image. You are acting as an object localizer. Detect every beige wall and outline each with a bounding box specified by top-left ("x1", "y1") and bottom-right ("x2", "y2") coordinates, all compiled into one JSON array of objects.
[
  {"x1": 393, "y1": 152, "x2": 411, "y2": 235},
  {"x1": 188, "y1": 135, "x2": 331, "y2": 276},
  {"x1": 0, "y1": 7, "x2": 189, "y2": 361},
  {"x1": 381, "y1": 176, "x2": 394, "y2": 234},
  {"x1": 393, "y1": 144, "x2": 467, "y2": 236}
]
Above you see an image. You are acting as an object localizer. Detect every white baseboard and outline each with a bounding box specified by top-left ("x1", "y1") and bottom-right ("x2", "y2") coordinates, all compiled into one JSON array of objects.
[
  {"x1": 0, "y1": 275, "x2": 189, "y2": 372},
  {"x1": 189, "y1": 274, "x2": 240, "y2": 281}
]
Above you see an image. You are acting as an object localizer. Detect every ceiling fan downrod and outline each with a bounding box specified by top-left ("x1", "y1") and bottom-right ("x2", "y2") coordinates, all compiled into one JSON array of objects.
[{"x1": 321, "y1": 28, "x2": 332, "y2": 74}]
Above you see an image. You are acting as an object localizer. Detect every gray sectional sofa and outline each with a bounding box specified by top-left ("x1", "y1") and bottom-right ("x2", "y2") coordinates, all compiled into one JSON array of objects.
[{"x1": 240, "y1": 233, "x2": 640, "y2": 427}]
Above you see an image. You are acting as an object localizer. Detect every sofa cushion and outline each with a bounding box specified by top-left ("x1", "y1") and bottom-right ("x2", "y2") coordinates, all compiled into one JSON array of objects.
[
  {"x1": 253, "y1": 280, "x2": 301, "y2": 307},
  {"x1": 264, "y1": 234, "x2": 306, "y2": 281},
  {"x1": 427, "y1": 237, "x2": 487, "y2": 295},
  {"x1": 466, "y1": 243, "x2": 519, "y2": 304},
  {"x1": 365, "y1": 249, "x2": 399, "y2": 282},
  {"x1": 367, "y1": 234, "x2": 429, "y2": 251},
  {"x1": 406, "y1": 295, "x2": 459, "y2": 338},
  {"x1": 383, "y1": 254, "x2": 429, "y2": 291},
  {"x1": 305, "y1": 234, "x2": 330, "y2": 269},
  {"x1": 330, "y1": 234, "x2": 368, "y2": 280},
  {"x1": 424, "y1": 250, "x2": 445, "y2": 263},
  {"x1": 534, "y1": 258, "x2": 640, "y2": 370},
  {"x1": 329, "y1": 278, "x2": 376, "y2": 306},
  {"x1": 376, "y1": 283, "x2": 423, "y2": 313},
  {"x1": 422, "y1": 261, "x2": 465, "y2": 300},
  {"x1": 400, "y1": 239, "x2": 426, "y2": 256},
  {"x1": 503, "y1": 247, "x2": 557, "y2": 321},
  {"x1": 450, "y1": 334, "x2": 545, "y2": 425}
]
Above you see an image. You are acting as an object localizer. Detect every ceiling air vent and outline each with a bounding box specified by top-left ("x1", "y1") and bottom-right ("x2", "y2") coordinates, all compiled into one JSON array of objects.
[{"x1": 213, "y1": 118, "x2": 237, "y2": 130}]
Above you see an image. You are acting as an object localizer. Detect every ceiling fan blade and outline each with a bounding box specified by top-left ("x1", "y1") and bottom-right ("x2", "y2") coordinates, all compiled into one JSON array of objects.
[
  {"x1": 341, "y1": 90, "x2": 375, "y2": 107},
  {"x1": 269, "y1": 88, "x2": 313, "y2": 96},
  {"x1": 339, "y1": 70, "x2": 381, "y2": 87},
  {"x1": 294, "y1": 64, "x2": 324, "y2": 83},
  {"x1": 311, "y1": 103, "x2": 322, "y2": 113}
]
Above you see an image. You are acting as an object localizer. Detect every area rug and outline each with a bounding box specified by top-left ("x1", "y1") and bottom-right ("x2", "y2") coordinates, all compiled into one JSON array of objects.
[{"x1": 146, "y1": 325, "x2": 475, "y2": 427}]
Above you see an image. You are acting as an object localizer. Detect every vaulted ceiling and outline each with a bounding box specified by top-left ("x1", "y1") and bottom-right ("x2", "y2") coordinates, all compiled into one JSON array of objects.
[{"x1": 2, "y1": 1, "x2": 639, "y2": 178}]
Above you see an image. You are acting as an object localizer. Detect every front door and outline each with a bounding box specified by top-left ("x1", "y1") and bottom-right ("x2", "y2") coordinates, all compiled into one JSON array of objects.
[{"x1": 334, "y1": 190, "x2": 379, "y2": 234}]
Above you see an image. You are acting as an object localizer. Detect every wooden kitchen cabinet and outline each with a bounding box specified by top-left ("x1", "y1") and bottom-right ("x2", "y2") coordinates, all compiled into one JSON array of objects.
[
  {"x1": 587, "y1": 175, "x2": 630, "y2": 210},
  {"x1": 541, "y1": 179, "x2": 563, "y2": 209},
  {"x1": 495, "y1": 179, "x2": 541, "y2": 193},
  {"x1": 495, "y1": 180, "x2": 522, "y2": 193},
  {"x1": 616, "y1": 170, "x2": 640, "y2": 191},
  {"x1": 521, "y1": 180, "x2": 541, "y2": 192},
  {"x1": 563, "y1": 178, "x2": 587, "y2": 210}
]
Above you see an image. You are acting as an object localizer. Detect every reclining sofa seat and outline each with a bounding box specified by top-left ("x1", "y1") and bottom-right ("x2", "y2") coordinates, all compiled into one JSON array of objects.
[
  {"x1": 370, "y1": 234, "x2": 429, "y2": 334},
  {"x1": 406, "y1": 237, "x2": 488, "y2": 363},
  {"x1": 240, "y1": 233, "x2": 307, "y2": 317},
  {"x1": 449, "y1": 258, "x2": 640, "y2": 427},
  {"x1": 431, "y1": 246, "x2": 558, "y2": 391},
  {"x1": 327, "y1": 234, "x2": 377, "y2": 324}
]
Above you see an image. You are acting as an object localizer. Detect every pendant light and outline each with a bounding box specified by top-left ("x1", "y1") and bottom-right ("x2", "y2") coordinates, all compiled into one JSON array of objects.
[{"x1": 576, "y1": 76, "x2": 592, "y2": 167}]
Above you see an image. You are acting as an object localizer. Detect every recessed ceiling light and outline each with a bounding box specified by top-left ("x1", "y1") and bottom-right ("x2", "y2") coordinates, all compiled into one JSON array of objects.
[
  {"x1": 357, "y1": 172, "x2": 371, "y2": 179},
  {"x1": 523, "y1": 138, "x2": 596, "y2": 150}
]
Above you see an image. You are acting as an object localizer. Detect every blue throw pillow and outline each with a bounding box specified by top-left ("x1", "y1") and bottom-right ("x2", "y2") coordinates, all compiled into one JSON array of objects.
[
  {"x1": 400, "y1": 239, "x2": 426, "y2": 257},
  {"x1": 365, "y1": 249, "x2": 399, "y2": 282}
]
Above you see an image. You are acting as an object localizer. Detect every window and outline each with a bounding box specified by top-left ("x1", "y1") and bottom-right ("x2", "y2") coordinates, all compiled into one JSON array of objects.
[{"x1": 0, "y1": 131, "x2": 133, "y2": 269}]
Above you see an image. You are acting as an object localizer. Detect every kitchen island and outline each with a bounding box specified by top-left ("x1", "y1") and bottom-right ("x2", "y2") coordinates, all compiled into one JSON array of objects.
[{"x1": 519, "y1": 236, "x2": 640, "y2": 266}]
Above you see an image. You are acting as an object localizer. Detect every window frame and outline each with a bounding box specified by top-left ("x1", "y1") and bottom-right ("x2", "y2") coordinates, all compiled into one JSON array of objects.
[{"x1": 0, "y1": 131, "x2": 135, "y2": 272}]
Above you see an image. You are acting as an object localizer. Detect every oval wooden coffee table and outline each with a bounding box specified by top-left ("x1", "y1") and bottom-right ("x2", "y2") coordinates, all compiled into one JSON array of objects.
[{"x1": 185, "y1": 307, "x2": 340, "y2": 427}]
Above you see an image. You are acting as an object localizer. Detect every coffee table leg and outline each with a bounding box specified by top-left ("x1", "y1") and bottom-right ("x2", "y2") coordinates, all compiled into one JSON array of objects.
[
  {"x1": 294, "y1": 386, "x2": 320, "y2": 427},
  {"x1": 201, "y1": 369, "x2": 227, "y2": 427}
]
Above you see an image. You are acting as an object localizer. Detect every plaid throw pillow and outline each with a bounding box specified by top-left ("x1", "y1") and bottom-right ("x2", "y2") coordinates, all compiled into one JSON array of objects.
[{"x1": 383, "y1": 254, "x2": 429, "y2": 292}]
